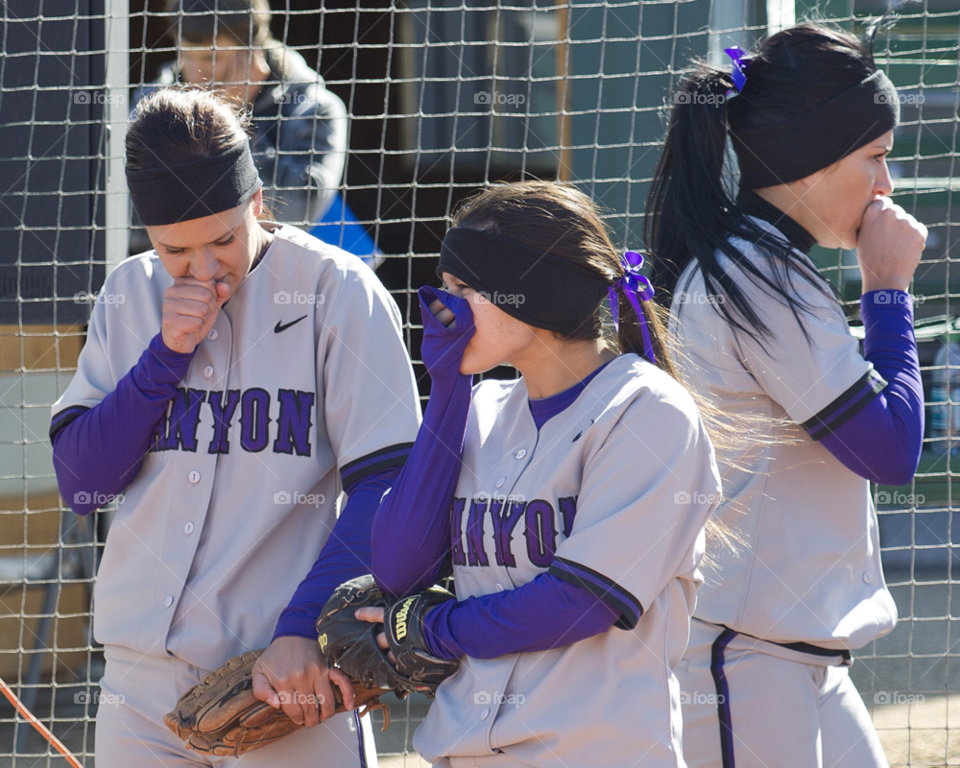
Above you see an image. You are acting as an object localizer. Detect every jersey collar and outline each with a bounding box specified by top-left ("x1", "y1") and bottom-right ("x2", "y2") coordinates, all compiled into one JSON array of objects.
[{"x1": 736, "y1": 189, "x2": 817, "y2": 256}]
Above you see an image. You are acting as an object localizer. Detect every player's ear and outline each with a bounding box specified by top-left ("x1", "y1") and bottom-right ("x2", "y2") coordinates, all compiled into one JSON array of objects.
[{"x1": 250, "y1": 187, "x2": 264, "y2": 219}]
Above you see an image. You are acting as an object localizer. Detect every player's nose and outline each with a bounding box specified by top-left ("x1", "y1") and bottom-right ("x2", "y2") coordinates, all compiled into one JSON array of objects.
[
  {"x1": 189, "y1": 251, "x2": 220, "y2": 282},
  {"x1": 875, "y1": 158, "x2": 894, "y2": 197}
]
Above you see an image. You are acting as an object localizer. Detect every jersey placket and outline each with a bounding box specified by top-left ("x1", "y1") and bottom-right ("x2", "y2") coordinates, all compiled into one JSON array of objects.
[{"x1": 157, "y1": 311, "x2": 235, "y2": 654}]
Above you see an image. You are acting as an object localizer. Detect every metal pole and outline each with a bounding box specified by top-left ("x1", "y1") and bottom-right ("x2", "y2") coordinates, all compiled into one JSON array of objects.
[{"x1": 105, "y1": 0, "x2": 129, "y2": 274}]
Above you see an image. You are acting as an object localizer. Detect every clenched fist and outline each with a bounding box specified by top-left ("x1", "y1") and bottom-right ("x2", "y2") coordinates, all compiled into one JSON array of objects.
[{"x1": 161, "y1": 277, "x2": 230, "y2": 354}]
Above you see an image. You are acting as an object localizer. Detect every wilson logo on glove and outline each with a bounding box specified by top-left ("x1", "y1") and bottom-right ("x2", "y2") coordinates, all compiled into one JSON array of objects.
[
  {"x1": 393, "y1": 597, "x2": 416, "y2": 639},
  {"x1": 317, "y1": 574, "x2": 461, "y2": 699}
]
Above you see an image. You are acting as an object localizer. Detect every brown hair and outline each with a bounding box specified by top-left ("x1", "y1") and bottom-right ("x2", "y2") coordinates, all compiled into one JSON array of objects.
[
  {"x1": 164, "y1": 0, "x2": 273, "y2": 49},
  {"x1": 450, "y1": 181, "x2": 741, "y2": 560},
  {"x1": 127, "y1": 87, "x2": 274, "y2": 221},
  {"x1": 451, "y1": 181, "x2": 671, "y2": 370}
]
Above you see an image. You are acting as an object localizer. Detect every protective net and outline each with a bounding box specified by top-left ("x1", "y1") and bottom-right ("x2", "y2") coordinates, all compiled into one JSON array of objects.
[{"x1": 0, "y1": 0, "x2": 957, "y2": 764}]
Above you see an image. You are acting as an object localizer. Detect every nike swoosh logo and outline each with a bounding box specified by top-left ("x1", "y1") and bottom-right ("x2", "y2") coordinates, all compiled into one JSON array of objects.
[{"x1": 274, "y1": 315, "x2": 308, "y2": 333}]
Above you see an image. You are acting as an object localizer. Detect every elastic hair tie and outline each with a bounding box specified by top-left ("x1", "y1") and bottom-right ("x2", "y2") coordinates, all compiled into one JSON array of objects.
[
  {"x1": 723, "y1": 46, "x2": 751, "y2": 99},
  {"x1": 607, "y1": 250, "x2": 656, "y2": 363}
]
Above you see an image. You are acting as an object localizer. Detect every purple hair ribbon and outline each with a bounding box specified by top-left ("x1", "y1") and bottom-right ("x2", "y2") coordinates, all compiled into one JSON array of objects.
[
  {"x1": 607, "y1": 250, "x2": 656, "y2": 363},
  {"x1": 724, "y1": 46, "x2": 751, "y2": 97}
]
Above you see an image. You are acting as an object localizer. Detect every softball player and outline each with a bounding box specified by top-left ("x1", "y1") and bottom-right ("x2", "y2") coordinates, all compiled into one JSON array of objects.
[
  {"x1": 49, "y1": 87, "x2": 420, "y2": 765},
  {"x1": 359, "y1": 181, "x2": 724, "y2": 767},
  {"x1": 646, "y1": 23, "x2": 926, "y2": 768}
]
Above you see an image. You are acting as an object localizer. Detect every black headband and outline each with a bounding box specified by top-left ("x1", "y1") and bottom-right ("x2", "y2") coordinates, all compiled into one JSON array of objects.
[
  {"x1": 437, "y1": 228, "x2": 609, "y2": 335},
  {"x1": 126, "y1": 143, "x2": 262, "y2": 226},
  {"x1": 731, "y1": 70, "x2": 900, "y2": 189}
]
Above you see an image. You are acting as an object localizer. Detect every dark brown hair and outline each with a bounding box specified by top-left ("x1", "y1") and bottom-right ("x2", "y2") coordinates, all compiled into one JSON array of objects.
[
  {"x1": 451, "y1": 181, "x2": 671, "y2": 373},
  {"x1": 126, "y1": 87, "x2": 274, "y2": 221},
  {"x1": 450, "y1": 181, "x2": 739, "y2": 559},
  {"x1": 164, "y1": 0, "x2": 273, "y2": 48}
]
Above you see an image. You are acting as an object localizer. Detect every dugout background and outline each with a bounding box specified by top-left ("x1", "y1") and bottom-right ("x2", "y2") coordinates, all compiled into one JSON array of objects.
[{"x1": 0, "y1": 0, "x2": 958, "y2": 764}]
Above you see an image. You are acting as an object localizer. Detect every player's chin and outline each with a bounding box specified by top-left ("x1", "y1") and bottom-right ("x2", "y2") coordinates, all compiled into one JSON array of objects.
[{"x1": 459, "y1": 350, "x2": 498, "y2": 376}]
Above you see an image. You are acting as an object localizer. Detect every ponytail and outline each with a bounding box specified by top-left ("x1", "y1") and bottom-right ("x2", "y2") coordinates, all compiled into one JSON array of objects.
[{"x1": 646, "y1": 24, "x2": 881, "y2": 349}]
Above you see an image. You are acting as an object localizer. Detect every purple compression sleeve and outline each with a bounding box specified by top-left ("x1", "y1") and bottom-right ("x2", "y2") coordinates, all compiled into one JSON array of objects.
[
  {"x1": 51, "y1": 332, "x2": 195, "y2": 516},
  {"x1": 422, "y1": 571, "x2": 619, "y2": 660},
  {"x1": 273, "y1": 467, "x2": 400, "y2": 639},
  {"x1": 818, "y1": 291, "x2": 923, "y2": 486},
  {"x1": 370, "y1": 287, "x2": 475, "y2": 598}
]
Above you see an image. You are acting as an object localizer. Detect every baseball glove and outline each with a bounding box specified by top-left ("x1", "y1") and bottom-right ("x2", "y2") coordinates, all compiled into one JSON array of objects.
[
  {"x1": 317, "y1": 574, "x2": 461, "y2": 697},
  {"x1": 164, "y1": 648, "x2": 388, "y2": 757}
]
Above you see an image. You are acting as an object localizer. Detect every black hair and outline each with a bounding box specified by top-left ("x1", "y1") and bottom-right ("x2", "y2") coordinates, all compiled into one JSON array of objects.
[
  {"x1": 645, "y1": 19, "x2": 897, "y2": 348},
  {"x1": 164, "y1": 0, "x2": 273, "y2": 48}
]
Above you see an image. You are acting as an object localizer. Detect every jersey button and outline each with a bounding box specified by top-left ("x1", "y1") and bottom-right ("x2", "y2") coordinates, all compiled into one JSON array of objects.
[
  {"x1": 164, "y1": 595, "x2": 174, "y2": 608},
  {"x1": 862, "y1": 572, "x2": 872, "y2": 584},
  {"x1": 496, "y1": 477, "x2": 505, "y2": 488},
  {"x1": 481, "y1": 708, "x2": 490, "y2": 720},
  {"x1": 515, "y1": 449, "x2": 526, "y2": 459},
  {"x1": 183, "y1": 522, "x2": 195, "y2": 535},
  {"x1": 207, "y1": 329, "x2": 218, "y2": 340},
  {"x1": 495, "y1": 583, "x2": 504, "y2": 591},
  {"x1": 203, "y1": 365, "x2": 214, "y2": 378},
  {"x1": 188, "y1": 470, "x2": 201, "y2": 484}
]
